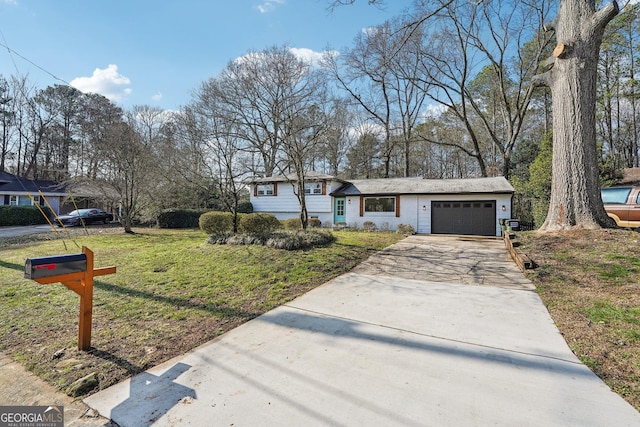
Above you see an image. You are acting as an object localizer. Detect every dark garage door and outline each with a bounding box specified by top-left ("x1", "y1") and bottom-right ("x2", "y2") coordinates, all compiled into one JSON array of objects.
[{"x1": 431, "y1": 201, "x2": 496, "y2": 236}]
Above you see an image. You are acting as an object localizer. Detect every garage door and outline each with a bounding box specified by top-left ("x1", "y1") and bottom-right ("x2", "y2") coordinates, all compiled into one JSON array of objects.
[{"x1": 431, "y1": 201, "x2": 496, "y2": 236}]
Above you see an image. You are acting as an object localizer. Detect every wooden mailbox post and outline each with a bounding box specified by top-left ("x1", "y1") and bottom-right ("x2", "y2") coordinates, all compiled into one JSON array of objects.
[{"x1": 24, "y1": 247, "x2": 116, "y2": 350}]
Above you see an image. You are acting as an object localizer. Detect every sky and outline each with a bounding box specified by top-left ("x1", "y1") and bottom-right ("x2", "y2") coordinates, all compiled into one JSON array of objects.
[{"x1": 0, "y1": 0, "x2": 413, "y2": 111}]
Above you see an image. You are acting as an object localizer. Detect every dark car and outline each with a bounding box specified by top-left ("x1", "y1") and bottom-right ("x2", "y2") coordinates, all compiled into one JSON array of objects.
[{"x1": 56, "y1": 209, "x2": 114, "y2": 227}]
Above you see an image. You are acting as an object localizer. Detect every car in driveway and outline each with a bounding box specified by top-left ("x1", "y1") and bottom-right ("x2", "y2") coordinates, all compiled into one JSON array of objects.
[
  {"x1": 55, "y1": 209, "x2": 114, "y2": 227},
  {"x1": 601, "y1": 187, "x2": 640, "y2": 228}
]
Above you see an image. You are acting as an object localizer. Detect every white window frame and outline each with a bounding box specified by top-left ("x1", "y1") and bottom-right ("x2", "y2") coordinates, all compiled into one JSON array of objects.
[
  {"x1": 9, "y1": 195, "x2": 18, "y2": 205},
  {"x1": 257, "y1": 184, "x2": 275, "y2": 196},
  {"x1": 304, "y1": 182, "x2": 323, "y2": 195}
]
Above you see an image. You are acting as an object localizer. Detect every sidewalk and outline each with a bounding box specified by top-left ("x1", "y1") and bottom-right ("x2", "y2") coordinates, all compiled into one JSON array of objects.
[{"x1": 84, "y1": 235, "x2": 640, "y2": 426}]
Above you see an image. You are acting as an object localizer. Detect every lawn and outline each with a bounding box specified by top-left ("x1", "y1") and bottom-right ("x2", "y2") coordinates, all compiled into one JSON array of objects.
[
  {"x1": 519, "y1": 228, "x2": 640, "y2": 411},
  {"x1": 0, "y1": 228, "x2": 404, "y2": 396}
]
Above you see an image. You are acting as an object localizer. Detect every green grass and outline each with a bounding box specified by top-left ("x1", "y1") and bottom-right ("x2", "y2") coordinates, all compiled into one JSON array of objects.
[{"x1": 0, "y1": 228, "x2": 404, "y2": 396}]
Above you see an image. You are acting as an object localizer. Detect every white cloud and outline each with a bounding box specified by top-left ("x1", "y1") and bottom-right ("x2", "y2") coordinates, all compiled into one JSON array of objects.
[
  {"x1": 257, "y1": 0, "x2": 285, "y2": 14},
  {"x1": 152, "y1": 92, "x2": 163, "y2": 102},
  {"x1": 423, "y1": 104, "x2": 447, "y2": 119},
  {"x1": 289, "y1": 47, "x2": 339, "y2": 68},
  {"x1": 70, "y1": 64, "x2": 132, "y2": 102}
]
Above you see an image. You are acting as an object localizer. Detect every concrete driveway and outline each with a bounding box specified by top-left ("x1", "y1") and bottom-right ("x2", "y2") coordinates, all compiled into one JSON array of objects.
[{"x1": 85, "y1": 235, "x2": 640, "y2": 426}]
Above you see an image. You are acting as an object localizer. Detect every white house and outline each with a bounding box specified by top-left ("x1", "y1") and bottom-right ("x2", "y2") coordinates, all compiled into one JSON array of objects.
[{"x1": 249, "y1": 173, "x2": 514, "y2": 237}]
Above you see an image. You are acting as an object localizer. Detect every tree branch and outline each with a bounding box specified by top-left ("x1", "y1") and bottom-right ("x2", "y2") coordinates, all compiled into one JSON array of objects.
[
  {"x1": 532, "y1": 71, "x2": 552, "y2": 88},
  {"x1": 593, "y1": 1, "x2": 620, "y2": 32}
]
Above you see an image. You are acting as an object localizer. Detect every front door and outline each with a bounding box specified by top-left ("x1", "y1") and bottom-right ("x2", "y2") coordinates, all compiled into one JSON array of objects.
[{"x1": 334, "y1": 197, "x2": 346, "y2": 224}]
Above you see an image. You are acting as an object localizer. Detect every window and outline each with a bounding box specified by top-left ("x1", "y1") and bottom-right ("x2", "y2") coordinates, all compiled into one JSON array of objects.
[
  {"x1": 601, "y1": 188, "x2": 631, "y2": 204},
  {"x1": 257, "y1": 184, "x2": 275, "y2": 196},
  {"x1": 364, "y1": 197, "x2": 395, "y2": 213},
  {"x1": 9, "y1": 195, "x2": 17, "y2": 205},
  {"x1": 304, "y1": 182, "x2": 323, "y2": 195}
]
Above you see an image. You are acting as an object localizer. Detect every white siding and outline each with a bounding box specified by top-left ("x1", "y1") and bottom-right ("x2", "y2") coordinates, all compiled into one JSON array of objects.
[
  {"x1": 344, "y1": 193, "x2": 511, "y2": 236},
  {"x1": 250, "y1": 180, "x2": 336, "y2": 225}
]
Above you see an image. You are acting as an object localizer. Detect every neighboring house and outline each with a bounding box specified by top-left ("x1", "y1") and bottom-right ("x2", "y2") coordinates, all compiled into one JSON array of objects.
[
  {"x1": 249, "y1": 173, "x2": 514, "y2": 237},
  {"x1": 0, "y1": 171, "x2": 67, "y2": 214}
]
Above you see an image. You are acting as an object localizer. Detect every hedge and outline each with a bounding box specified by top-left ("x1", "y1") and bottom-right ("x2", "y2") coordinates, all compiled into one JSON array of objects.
[
  {"x1": 0, "y1": 205, "x2": 53, "y2": 226},
  {"x1": 157, "y1": 209, "x2": 207, "y2": 229}
]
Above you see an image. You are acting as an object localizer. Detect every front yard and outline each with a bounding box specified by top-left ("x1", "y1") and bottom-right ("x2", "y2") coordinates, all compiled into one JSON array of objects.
[{"x1": 0, "y1": 228, "x2": 404, "y2": 397}]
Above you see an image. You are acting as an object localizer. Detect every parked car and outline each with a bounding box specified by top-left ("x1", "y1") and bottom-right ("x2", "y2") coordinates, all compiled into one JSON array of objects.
[
  {"x1": 56, "y1": 209, "x2": 114, "y2": 227},
  {"x1": 601, "y1": 187, "x2": 640, "y2": 228}
]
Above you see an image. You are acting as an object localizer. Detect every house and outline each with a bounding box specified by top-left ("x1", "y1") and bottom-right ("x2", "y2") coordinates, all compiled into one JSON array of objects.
[
  {"x1": 0, "y1": 171, "x2": 67, "y2": 214},
  {"x1": 249, "y1": 173, "x2": 514, "y2": 237}
]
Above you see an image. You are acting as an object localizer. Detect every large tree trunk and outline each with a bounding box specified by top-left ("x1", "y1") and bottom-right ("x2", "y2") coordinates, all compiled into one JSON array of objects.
[{"x1": 539, "y1": 1, "x2": 619, "y2": 231}]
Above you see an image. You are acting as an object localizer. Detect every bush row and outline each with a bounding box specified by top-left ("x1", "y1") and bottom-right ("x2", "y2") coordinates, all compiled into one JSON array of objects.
[
  {"x1": 206, "y1": 230, "x2": 336, "y2": 251},
  {"x1": 199, "y1": 212, "x2": 281, "y2": 235},
  {"x1": 0, "y1": 206, "x2": 52, "y2": 226},
  {"x1": 157, "y1": 202, "x2": 253, "y2": 229},
  {"x1": 157, "y1": 209, "x2": 207, "y2": 229}
]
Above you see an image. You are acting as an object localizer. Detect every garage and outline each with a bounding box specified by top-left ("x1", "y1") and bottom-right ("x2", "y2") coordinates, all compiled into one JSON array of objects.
[{"x1": 431, "y1": 200, "x2": 496, "y2": 236}]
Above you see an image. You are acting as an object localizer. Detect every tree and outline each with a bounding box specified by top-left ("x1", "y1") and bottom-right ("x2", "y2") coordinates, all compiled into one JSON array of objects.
[
  {"x1": 203, "y1": 45, "x2": 331, "y2": 229},
  {"x1": 0, "y1": 77, "x2": 14, "y2": 172},
  {"x1": 327, "y1": 18, "x2": 430, "y2": 177},
  {"x1": 96, "y1": 112, "x2": 156, "y2": 233},
  {"x1": 533, "y1": 1, "x2": 620, "y2": 230}
]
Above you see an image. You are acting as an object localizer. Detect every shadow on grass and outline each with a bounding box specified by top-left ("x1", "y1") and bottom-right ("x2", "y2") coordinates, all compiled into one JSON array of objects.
[
  {"x1": 0, "y1": 260, "x2": 24, "y2": 271},
  {"x1": 88, "y1": 348, "x2": 145, "y2": 376},
  {"x1": 94, "y1": 280, "x2": 260, "y2": 320}
]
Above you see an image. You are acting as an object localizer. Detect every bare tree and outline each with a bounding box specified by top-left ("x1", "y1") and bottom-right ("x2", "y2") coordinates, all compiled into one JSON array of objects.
[{"x1": 202, "y1": 45, "x2": 331, "y2": 229}]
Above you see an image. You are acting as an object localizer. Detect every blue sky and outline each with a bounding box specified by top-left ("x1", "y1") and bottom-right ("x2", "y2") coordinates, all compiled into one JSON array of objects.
[{"x1": 0, "y1": 0, "x2": 412, "y2": 111}]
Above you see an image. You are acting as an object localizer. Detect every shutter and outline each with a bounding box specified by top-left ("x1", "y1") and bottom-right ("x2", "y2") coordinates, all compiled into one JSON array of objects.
[
  {"x1": 396, "y1": 195, "x2": 401, "y2": 217},
  {"x1": 3, "y1": 195, "x2": 8, "y2": 205},
  {"x1": 253, "y1": 185, "x2": 257, "y2": 197},
  {"x1": 322, "y1": 181, "x2": 327, "y2": 195},
  {"x1": 359, "y1": 196, "x2": 364, "y2": 217},
  {"x1": 273, "y1": 183, "x2": 278, "y2": 196}
]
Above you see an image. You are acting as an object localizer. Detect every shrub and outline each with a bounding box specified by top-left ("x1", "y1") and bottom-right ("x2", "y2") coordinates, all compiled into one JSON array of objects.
[
  {"x1": 236, "y1": 201, "x2": 253, "y2": 214},
  {"x1": 199, "y1": 211, "x2": 234, "y2": 235},
  {"x1": 362, "y1": 221, "x2": 377, "y2": 232},
  {"x1": 0, "y1": 205, "x2": 52, "y2": 226},
  {"x1": 308, "y1": 218, "x2": 322, "y2": 228},
  {"x1": 396, "y1": 224, "x2": 415, "y2": 235},
  {"x1": 157, "y1": 209, "x2": 206, "y2": 229},
  {"x1": 266, "y1": 230, "x2": 336, "y2": 250},
  {"x1": 239, "y1": 213, "x2": 281, "y2": 235},
  {"x1": 282, "y1": 217, "x2": 302, "y2": 230}
]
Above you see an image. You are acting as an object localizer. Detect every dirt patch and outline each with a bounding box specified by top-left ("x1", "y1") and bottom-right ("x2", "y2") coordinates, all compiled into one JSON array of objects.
[{"x1": 518, "y1": 228, "x2": 640, "y2": 411}]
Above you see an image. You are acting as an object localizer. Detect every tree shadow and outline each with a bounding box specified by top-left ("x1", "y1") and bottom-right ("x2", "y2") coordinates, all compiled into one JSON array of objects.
[{"x1": 94, "y1": 280, "x2": 259, "y2": 320}]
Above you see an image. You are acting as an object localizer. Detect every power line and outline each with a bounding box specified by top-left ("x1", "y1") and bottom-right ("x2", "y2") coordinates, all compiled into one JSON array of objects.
[{"x1": 0, "y1": 29, "x2": 70, "y2": 85}]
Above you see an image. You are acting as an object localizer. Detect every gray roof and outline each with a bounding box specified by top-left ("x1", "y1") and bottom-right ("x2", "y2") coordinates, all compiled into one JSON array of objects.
[
  {"x1": 331, "y1": 177, "x2": 514, "y2": 196},
  {"x1": 248, "y1": 171, "x2": 346, "y2": 184}
]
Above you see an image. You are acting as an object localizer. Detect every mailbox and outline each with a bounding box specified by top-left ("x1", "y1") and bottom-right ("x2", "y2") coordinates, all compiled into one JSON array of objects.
[{"x1": 25, "y1": 253, "x2": 87, "y2": 280}]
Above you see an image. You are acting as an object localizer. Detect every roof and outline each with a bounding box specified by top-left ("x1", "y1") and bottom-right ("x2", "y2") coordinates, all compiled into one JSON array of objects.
[
  {"x1": 0, "y1": 171, "x2": 67, "y2": 194},
  {"x1": 248, "y1": 171, "x2": 347, "y2": 184},
  {"x1": 331, "y1": 176, "x2": 514, "y2": 196}
]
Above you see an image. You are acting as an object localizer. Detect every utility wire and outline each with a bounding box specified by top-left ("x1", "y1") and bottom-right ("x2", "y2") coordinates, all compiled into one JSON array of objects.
[{"x1": 0, "y1": 29, "x2": 71, "y2": 86}]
